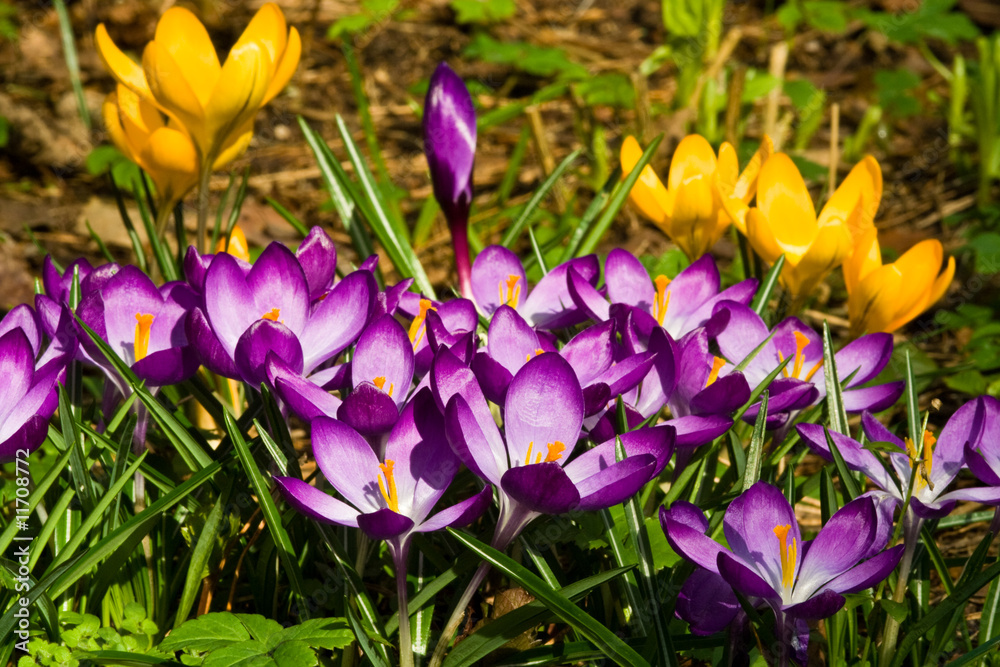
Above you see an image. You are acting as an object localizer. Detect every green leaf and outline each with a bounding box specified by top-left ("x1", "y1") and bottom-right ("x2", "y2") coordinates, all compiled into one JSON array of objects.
[
  {"x1": 447, "y1": 529, "x2": 650, "y2": 666},
  {"x1": 463, "y1": 34, "x2": 588, "y2": 80},
  {"x1": 450, "y1": 0, "x2": 516, "y2": 24},
  {"x1": 574, "y1": 73, "x2": 635, "y2": 109},
  {"x1": 202, "y1": 643, "x2": 274, "y2": 667},
  {"x1": 269, "y1": 641, "x2": 315, "y2": 666},
  {"x1": 942, "y1": 369, "x2": 988, "y2": 395},
  {"x1": 880, "y1": 598, "x2": 908, "y2": 624},
  {"x1": 751, "y1": 255, "x2": 785, "y2": 316},
  {"x1": 800, "y1": 1, "x2": 850, "y2": 33},
  {"x1": 327, "y1": 14, "x2": 376, "y2": 39},
  {"x1": 160, "y1": 613, "x2": 252, "y2": 652},
  {"x1": 741, "y1": 70, "x2": 781, "y2": 103},
  {"x1": 277, "y1": 618, "x2": 354, "y2": 650},
  {"x1": 856, "y1": 0, "x2": 979, "y2": 45},
  {"x1": 742, "y1": 391, "x2": 768, "y2": 492},
  {"x1": 500, "y1": 149, "x2": 581, "y2": 248},
  {"x1": 969, "y1": 232, "x2": 1000, "y2": 274},
  {"x1": 874, "y1": 68, "x2": 922, "y2": 118}
]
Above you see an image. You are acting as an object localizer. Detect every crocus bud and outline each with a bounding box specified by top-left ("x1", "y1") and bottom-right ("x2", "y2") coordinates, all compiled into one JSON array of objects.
[{"x1": 423, "y1": 62, "x2": 476, "y2": 299}]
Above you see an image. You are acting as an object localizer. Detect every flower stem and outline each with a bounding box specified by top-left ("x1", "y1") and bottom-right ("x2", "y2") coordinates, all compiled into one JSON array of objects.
[
  {"x1": 392, "y1": 541, "x2": 413, "y2": 667},
  {"x1": 196, "y1": 166, "x2": 212, "y2": 254},
  {"x1": 878, "y1": 511, "x2": 922, "y2": 666},
  {"x1": 449, "y1": 215, "x2": 472, "y2": 300}
]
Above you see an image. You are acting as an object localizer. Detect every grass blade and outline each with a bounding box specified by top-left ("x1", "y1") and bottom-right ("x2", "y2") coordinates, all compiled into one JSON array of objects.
[
  {"x1": 561, "y1": 165, "x2": 621, "y2": 262},
  {"x1": 751, "y1": 254, "x2": 785, "y2": 316},
  {"x1": 500, "y1": 149, "x2": 581, "y2": 248},
  {"x1": 742, "y1": 391, "x2": 769, "y2": 492},
  {"x1": 821, "y1": 321, "x2": 849, "y2": 436},
  {"x1": 447, "y1": 528, "x2": 650, "y2": 667}
]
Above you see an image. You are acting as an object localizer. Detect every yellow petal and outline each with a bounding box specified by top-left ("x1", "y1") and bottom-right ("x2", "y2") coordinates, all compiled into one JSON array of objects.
[
  {"x1": 143, "y1": 41, "x2": 207, "y2": 150},
  {"x1": 152, "y1": 7, "x2": 221, "y2": 108},
  {"x1": 204, "y1": 42, "x2": 270, "y2": 157},
  {"x1": 928, "y1": 255, "x2": 955, "y2": 306},
  {"x1": 141, "y1": 126, "x2": 198, "y2": 205},
  {"x1": 849, "y1": 264, "x2": 904, "y2": 335},
  {"x1": 95, "y1": 24, "x2": 153, "y2": 99},
  {"x1": 746, "y1": 207, "x2": 784, "y2": 266},
  {"x1": 756, "y1": 153, "x2": 817, "y2": 257},
  {"x1": 102, "y1": 91, "x2": 140, "y2": 164},
  {"x1": 233, "y1": 2, "x2": 287, "y2": 76},
  {"x1": 621, "y1": 136, "x2": 671, "y2": 224},
  {"x1": 670, "y1": 177, "x2": 718, "y2": 259},
  {"x1": 667, "y1": 134, "x2": 717, "y2": 192},
  {"x1": 219, "y1": 225, "x2": 251, "y2": 262},
  {"x1": 842, "y1": 226, "x2": 882, "y2": 294},
  {"x1": 263, "y1": 25, "x2": 301, "y2": 105},
  {"x1": 785, "y1": 222, "x2": 852, "y2": 302},
  {"x1": 880, "y1": 240, "x2": 944, "y2": 331},
  {"x1": 818, "y1": 155, "x2": 882, "y2": 244},
  {"x1": 211, "y1": 118, "x2": 254, "y2": 170},
  {"x1": 734, "y1": 134, "x2": 774, "y2": 203}
]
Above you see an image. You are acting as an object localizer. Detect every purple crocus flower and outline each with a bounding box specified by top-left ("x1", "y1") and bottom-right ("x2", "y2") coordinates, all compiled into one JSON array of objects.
[
  {"x1": 661, "y1": 482, "x2": 903, "y2": 664},
  {"x1": 667, "y1": 327, "x2": 752, "y2": 421},
  {"x1": 797, "y1": 399, "x2": 1000, "y2": 520},
  {"x1": 187, "y1": 240, "x2": 375, "y2": 387},
  {"x1": 274, "y1": 389, "x2": 491, "y2": 664},
  {"x1": 568, "y1": 250, "x2": 757, "y2": 341},
  {"x1": 712, "y1": 301, "x2": 903, "y2": 427},
  {"x1": 397, "y1": 292, "x2": 478, "y2": 378},
  {"x1": 470, "y1": 245, "x2": 599, "y2": 330},
  {"x1": 470, "y1": 306, "x2": 656, "y2": 415},
  {"x1": 424, "y1": 62, "x2": 477, "y2": 300},
  {"x1": 961, "y1": 396, "x2": 1000, "y2": 532},
  {"x1": 0, "y1": 306, "x2": 67, "y2": 460}
]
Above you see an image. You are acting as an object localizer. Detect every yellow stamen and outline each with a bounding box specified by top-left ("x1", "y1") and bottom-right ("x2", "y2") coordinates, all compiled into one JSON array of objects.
[
  {"x1": 705, "y1": 356, "x2": 726, "y2": 387},
  {"x1": 906, "y1": 429, "x2": 937, "y2": 491},
  {"x1": 525, "y1": 348, "x2": 545, "y2": 363},
  {"x1": 803, "y1": 359, "x2": 824, "y2": 382},
  {"x1": 544, "y1": 441, "x2": 565, "y2": 462},
  {"x1": 372, "y1": 376, "x2": 394, "y2": 397},
  {"x1": 773, "y1": 524, "x2": 797, "y2": 590},
  {"x1": 134, "y1": 313, "x2": 154, "y2": 362},
  {"x1": 791, "y1": 331, "x2": 811, "y2": 379},
  {"x1": 653, "y1": 275, "x2": 671, "y2": 326},
  {"x1": 524, "y1": 441, "x2": 534, "y2": 466},
  {"x1": 262, "y1": 308, "x2": 281, "y2": 322},
  {"x1": 498, "y1": 274, "x2": 522, "y2": 309},
  {"x1": 407, "y1": 298, "x2": 436, "y2": 350},
  {"x1": 377, "y1": 460, "x2": 399, "y2": 513}
]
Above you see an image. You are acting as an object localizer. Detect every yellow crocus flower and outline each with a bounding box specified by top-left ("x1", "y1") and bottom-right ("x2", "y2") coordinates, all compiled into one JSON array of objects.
[
  {"x1": 620, "y1": 134, "x2": 772, "y2": 261},
  {"x1": 102, "y1": 84, "x2": 198, "y2": 217},
  {"x1": 95, "y1": 3, "x2": 300, "y2": 171},
  {"x1": 745, "y1": 153, "x2": 882, "y2": 307},
  {"x1": 843, "y1": 228, "x2": 955, "y2": 336}
]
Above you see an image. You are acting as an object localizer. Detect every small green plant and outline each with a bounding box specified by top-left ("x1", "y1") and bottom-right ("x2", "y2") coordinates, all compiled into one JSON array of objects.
[{"x1": 450, "y1": 0, "x2": 516, "y2": 25}]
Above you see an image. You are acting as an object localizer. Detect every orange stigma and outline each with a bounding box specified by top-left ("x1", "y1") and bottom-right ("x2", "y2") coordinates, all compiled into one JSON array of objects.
[
  {"x1": 499, "y1": 275, "x2": 522, "y2": 309},
  {"x1": 372, "y1": 376, "x2": 394, "y2": 397},
  {"x1": 773, "y1": 524, "x2": 797, "y2": 590},
  {"x1": 905, "y1": 429, "x2": 936, "y2": 491},
  {"x1": 134, "y1": 313, "x2": 154, "y2": 362},
  {"x1": 377, "y1": 460, "x2": 399, "y2": 513},
  {"x1": 653, "y1": 275, "x2": 671, "y2": 326},
  {"x1": 408, "y1": 298, "x2": 436, "y2": 350},
  {"x1": 778, "y1": 331, "x2": 818, "y2": 380},
  {"x1": 705, "y1": 356, "x2": 726, "y2": 387},
  {"x1": 262, "y1": 308, "x2": 281, "y2": 322},
  {"x1": 523, "y1": 441, "x2": 566, "y2": 465}
]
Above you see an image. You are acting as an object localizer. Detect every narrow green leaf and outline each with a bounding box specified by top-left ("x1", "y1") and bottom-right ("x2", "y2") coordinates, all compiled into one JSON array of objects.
[
  {"x1": 225, "y1": 412, "x2": 308, "y2": 611},
  {"x1": 980, "y1": 568, "x2": 1000, "y2": 648},
  {"x1": 742, "y1": 391, "x2": 768, "y2": 492},
  {"x1": 500, "y1": 149, "x2": 581, "y2": 248},
  {"x1": 561, "y1": 166, "x2": 621, "y2": 262},
  {"x1": 527, "y1": 225, "x2": 549, "y2": 275},
  {"x1": 946, "y1": 634, "x2": 1000, "y2": 666},
  {"x1": 266, "y1": 197, "x2": 310, "y2": 237},
  {"x1": 732, "y1": 355, "x2": 791, "y2": 424},
  {"x1": 447, "y1": 529, "x2": 651, "y2": 666},
  {"x1": 821, "y1": 321, "x2": 849, "y2": 435},
  {"x1": 751, "y1": 254, "x2": 785, "y2": 316},
  {"x1": 174, "y1": 478, "x2": 233, "y2": 628},
  {"x1": 85, "y1": 220, "x2": 117, "y2": 263},
  {"x1": 443, "y1": 567, "x2": 635, "y2": 667},
  {"x1": 576, "y1": 136, "x2": 663, "y2": 257},
  {"x1": 823, "y1": 427, "x2": 861, "y2": 501},
  {"x1": 0, "y1": 447, "x2": 71, "y2": 554},
  {"x1": 335, "y1": 114, "x2": 435, "y2": 296}
]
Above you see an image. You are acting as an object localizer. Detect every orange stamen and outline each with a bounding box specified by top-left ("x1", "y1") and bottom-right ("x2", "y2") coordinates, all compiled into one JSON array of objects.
[
  {"x1": 705, "y1": 356, "x2": 726, "y2": 387},
  {"x1": 791, "y1": 331, "x2": 811, "y2": 379},
  {"x1": 262, "y1": 308, "x2": 281, "y2": 322},
  {"x1": 804, "y1": 359, "x2": 824, "y2": 382},
  {"x1": 525, "y1": 348, "x2": 545, "y2": 363},
  {"x1": 377, "y1": 460, "x2": 399, "y2": 513},
  {"x1": 544, "y1": 441, "x2": 565, "y2": 462},
  {"x1": 499, "y1": 275, "x2": 522, "y2": 309},
  {"x1": 524, "y1": 441, "x2": 534, "y2": 466},
  {"x1": 134, "y1": 313, "x2": 154, "y2": 362},
  {"x1": 407, "y1": 298, "x2": 436, "y2": 350},
  {"x1": 773, "y1": 524, "x2": 797, "y2": 590},
  {"x1": 653, "y1": 275, "x2": 671, "y2": 326}
]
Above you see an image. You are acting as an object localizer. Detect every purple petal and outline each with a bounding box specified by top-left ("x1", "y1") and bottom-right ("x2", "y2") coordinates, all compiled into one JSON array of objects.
[
  {"x1": 605, "y1": 249, "x2": 656, "y2": 310},
  {"x1": 0, "y1": 329, "x2": 35, "y2": 416},
  {"x1": 861, "y1": 412, "x2": 905, "y2": 449},
  {"x1": 0, "y1": 305, "x2": 41, "y2": 357},
  {"x1": 352, "y1": 315, "x2": 414, "y2": 408},
  {"x1": 234, "y1": 320, "x2": 304, "y2": 387},
  {"x1": 246, "y1": 242, "x2": 310, "y2": 335},
  {"x1": 357, "y1": 508, "x2": 415, "y2": 540},
  {"x1": 662, "y1": 254, "x2": 720, "y2": 319},
  {"x1": 503, "y1": 354, "x2": 584, "y2": 467},
  {"x1": 573, "y1": 454, "x2": 657, "y2": 511},
  {"x1": 520, "y1": 255, "x2": 600, "y2": 330},
  {"x1": 660, "y1": 507, "x2": 725, "y2": 574},
  {"x1": 842, "y1": 382, "x2": 905, "y2": 413},
  {"x1": 965, "y1": 442, "x2": 1000, "y2": 486},
  {"x1": 783, "y1": 589, "x2": 845, "y2": 620},
  {"x1": 296, "y1": 226, "x2": 338, "y2": 300},
  {"x1": 666, "y1": 415, "x2": 733, "y2": 447},
  {"x1": 274, "y1": 476, "x2": 360, "y2": 526},
  {"x1": 183, "y1": 246, "x2": 213, "y2": 293},
  {"x1": 795, "y1": 423, "x2": 896, "y2": 493},
  {"x1": 185, "y1": 308, "x2": 240, "y2": 378},
  {"x1": 690, "y1": 373, "x2": 751, "y2": 416},
  {"x1": 471, "y1": 245, "x2": 525, "y2": 317},
  {"x1": 311, "y1": 416, "x2": 382, "y2": 512},
  {"x1": 935, "y1": 396, "x2": 997, "y2": 484},
  {"x1": 713, "y1": 302, "x2": 771, "y2": 369},
  {"x1": 470, "y1": 351, "x2": 513, "y2": 405},
  {"x1": 794, "y1": 496, "x2": 877, "y2": 600},
  {"x1": 561, "y1": 321, "x2": 616, "y2": 385},
  {"x1": 724, "y1": 481, "x2": 798, "y2": 593},
  {"x1": 935, "y1": 486, "x2": 1000, "y2": 506},
  {"x1": 486, "y1": 305, "x2": 540, "y2": 377},
  {"x1": 445, "y1": 394, "x2": 506, "y2": 485},
  {"x1": 268, "y1": 354, "x2": 342, "y2": 421},
  {"x1": 204, "y1": 252, "x2": 258, "y2": 356},
  {"x1": 417, "y1": 485, "x2": 493, "y2": 533},
  {"x1": 500, "y1": 462, "x2": 581, "y2": 514},
  {"x1": 717, "y1": 551, "x2": 780, "y2": 600},
  {"x1": 823, "y1": 544, "x2": 904, "y2": 595},
  {"x1": 132, "y1": 346, "x2": 199, "y2": 386},
  {"x1": 0, "y1": 415, "x2": 51, "y2": 461},
  {"x1": 424, "y1": 62, "x2": 476, "y2": 221},
  {"x1": 338, "y1": 383, "x2": 400, "y2": 437},
  {"x1": 676, "y1": 569, "x2": 739, "y2": 635},
  {"x1": 835, "y1": 333, "x2": 894, "y2": 386},
  {"x1": 567, "y1": 267, "x2": 611, "y2": 321},
  {"x1": 661, "y1": 501, "x2": 708, "y2": 533},
  {"x1": 300, "y1": 270, "x2": 375, "y2": 373}
]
